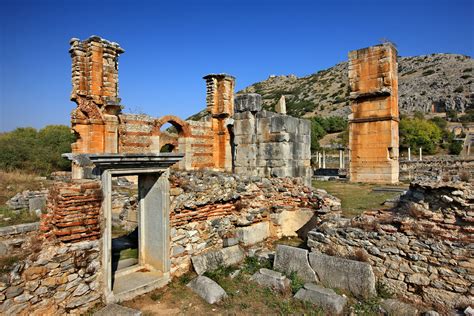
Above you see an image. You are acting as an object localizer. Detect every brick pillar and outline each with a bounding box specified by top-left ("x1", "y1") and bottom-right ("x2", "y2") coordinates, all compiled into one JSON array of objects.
[
  {"x1": 69, "y1": 36, "x2": 124, "y2": 157},
  {"x1": 203, "y1": 74, "x2": 235, "y2": 172},
  {"x1": 348, "y1": 43, "x2": 399, "y2": 183}
]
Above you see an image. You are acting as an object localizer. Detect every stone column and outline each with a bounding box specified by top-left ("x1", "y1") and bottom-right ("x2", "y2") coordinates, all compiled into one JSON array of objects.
[
  {"x1": 408, "y1": 147, "x2": 411, "y2": 161},
  {"x1": 339, "y1": 150, "x2": 343, "y2": 169},
  {"x1": 348, "y1": 43, "x2": 399, "y2": 183},
  {"x1": 419, "y1": 147, "x2": 422, "y2": 161},
  {"x1": 203, "y1": 74, "x2": 235, "y2": 172},
  {"x1": 322, "y1": 150, "x2": 326, "y2": 169}
]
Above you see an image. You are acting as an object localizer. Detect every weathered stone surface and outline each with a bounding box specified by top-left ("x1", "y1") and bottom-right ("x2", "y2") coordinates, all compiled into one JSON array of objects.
[
  {"x1": 380, "y1": 299, "x2": 419, "y2": 316},
  {"x1": 294, "y1": 283, "x2": 347, "y2": 315},
  {"x1": 274, "y1": 245, "x2": 317, "y2": 283},
  {"x1": 5, "y1": 286, "x2": 23, "y2": 299},
  {"x1": 348, "y1": 43, "x2": 399, "y2": 184},
  {"x1": 235, "y1": 93, "x2": 262, "y2": 113},
  {"x1": 308, "y1": 252, "x2": 376, "y2": 299},
  {"x1": 187, "y1": 276, "x2": 227, "y2": 304},
  {"x1": 236, "y1": 222, "x2": 270, "y2": 245},
  {"x1": 94, "y1": 303, "x2": 142, "y2": 316},
  {"x1": 465, "y1": 306, "x2": 474, "y2": 316},
  {"x1": 250, "y1": 268, "x2": 291, "y2": 293},
  {"x1": 191, "y1": 245, "x2": 244, "y2": 275}
]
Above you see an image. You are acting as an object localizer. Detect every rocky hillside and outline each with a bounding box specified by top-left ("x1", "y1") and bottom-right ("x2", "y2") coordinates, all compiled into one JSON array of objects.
[{"x1": 239, "y1": 53, "x2": 473, "y2": 118}]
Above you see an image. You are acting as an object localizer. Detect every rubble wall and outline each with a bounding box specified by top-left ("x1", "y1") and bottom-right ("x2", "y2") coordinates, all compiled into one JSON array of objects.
[
  {"x1": 167, "y1": 171, "x2": 339, "y2": 276},
  {"x1": 399, "y1": 156, "x2": 474, "y2": 181},
  {"x1": 307, "y1": 181, "x2": 473, "y2": 310},
  {"x1": 1, "y1": 180, "x2": 103, "y2": 315}
]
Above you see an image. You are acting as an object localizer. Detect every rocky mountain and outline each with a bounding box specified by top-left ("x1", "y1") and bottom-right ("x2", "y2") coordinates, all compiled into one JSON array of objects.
[{"x1": 238, "y1": 53, "x2": 473, "y2": 119}]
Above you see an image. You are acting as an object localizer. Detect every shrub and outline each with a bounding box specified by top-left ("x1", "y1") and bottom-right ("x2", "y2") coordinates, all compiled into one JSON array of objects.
[
  {"x1": 448, "y1": 140, "x2": 463, "y2": 155},
  {"x1": 288, "y1": 271, "x2": 304, "y2": 294},
  {"x1": 459, "y1": 170, "x2": 470, "y2": 182},
  {"x1": 454, "y1": 86, "x2": 464, "y2": 93},
  {"x1": 422, "y1": 69, "x2": 435, "y2": 76}
]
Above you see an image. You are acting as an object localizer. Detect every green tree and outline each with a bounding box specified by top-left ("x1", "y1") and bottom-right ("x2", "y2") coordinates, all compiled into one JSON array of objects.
[
  {"x1": 0, "y1": 125, "x2": 74, "y2": 175},
  {"x1": 310, "y1": 119, "x2": 327, "y2": 152},
  {"x1": 399, "y1": 118, "x2": 442, "y2": 155}
]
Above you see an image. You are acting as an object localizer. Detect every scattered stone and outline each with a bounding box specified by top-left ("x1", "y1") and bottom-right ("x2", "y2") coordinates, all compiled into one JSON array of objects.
[
  {"x1": 250, "y1": 268, "x2": 291, "y2": 293},
  {"x1": 93, "y1": 303, "x2": 142, "y2": 316},
  {"x1": 187, "y1": 276, "x2": 227, "y2": 304},
  {"x1": 308, "y1": 252, "x2": 376, "y2": 299},
  {"x1": 424, "y1": 311, "x2": 440, "y2": 316},
  {"x1": 236, "y1": 222, "x2": 270, "y2": 246},
  {"x1": 229, "y1": 269, "x2": 240, "y2": 279},
  {"x1": 465, "y1": 306, "x2": 474, "y2": 316},
  {"x1": 294, "y1": 283, "x2": 347, "y2": 315},
  {"x1": 380, "y1": 299, "x2": 419, "y2": 316},
  {"x1": 274, "y1": 245, "x2": 317, "y2": 283},
  {"x1": 191, "y1": 245, "x2": 244, "y2": 275}
]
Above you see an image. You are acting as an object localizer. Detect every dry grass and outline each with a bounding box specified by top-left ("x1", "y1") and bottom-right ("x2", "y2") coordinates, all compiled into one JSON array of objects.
[{"x1": 0, "y1": 170, "x2": 51, "y2": 205}]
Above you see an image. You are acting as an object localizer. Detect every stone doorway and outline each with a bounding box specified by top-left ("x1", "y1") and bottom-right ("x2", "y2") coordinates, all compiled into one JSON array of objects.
[{"x1": 67, "y1": 153, "x2": 184, "y2": 303}]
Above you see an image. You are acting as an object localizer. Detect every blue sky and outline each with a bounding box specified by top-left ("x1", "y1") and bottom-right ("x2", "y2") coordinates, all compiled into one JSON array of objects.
[{"x1": 0, "y1": 0, "x2": 472, "y2": 132}]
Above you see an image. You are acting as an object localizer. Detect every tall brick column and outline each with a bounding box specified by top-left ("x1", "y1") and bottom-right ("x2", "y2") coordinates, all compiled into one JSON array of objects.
[
  {"x1": 69, "y1": 36, "x2": 124, "y2": 155},
  {"x1": 203, "y1": 74, "x2": 235, "y2": 172},
  {"x1": 348, "y1": 43, "x2": 399, "y2": 183}
]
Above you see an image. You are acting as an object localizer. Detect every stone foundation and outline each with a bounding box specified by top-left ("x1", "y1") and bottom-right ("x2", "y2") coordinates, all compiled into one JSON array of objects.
[{"x1": 308, "y1": 180, "x2": 473, "y2": 310}]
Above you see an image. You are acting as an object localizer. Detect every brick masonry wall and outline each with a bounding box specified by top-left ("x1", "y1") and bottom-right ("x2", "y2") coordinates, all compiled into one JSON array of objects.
[
  {"x1": 307, "y1": 180, "x2": 473, "y2": 310},
  {"x1": 40, "y1": 180, "x2": 102, "y2": 243}
]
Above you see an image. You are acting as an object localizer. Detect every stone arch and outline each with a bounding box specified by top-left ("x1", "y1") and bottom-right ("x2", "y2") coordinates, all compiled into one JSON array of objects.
[
  {"x1": 160, "y1": 143, "x2": 177, "y2": 153},
  {"x1": 154, "y1": 115, "x2": 191, "y2": 137}
]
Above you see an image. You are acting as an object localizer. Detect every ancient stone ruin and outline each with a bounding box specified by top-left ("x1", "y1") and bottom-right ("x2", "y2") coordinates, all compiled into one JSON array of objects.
[
  {"x1": 69, "y1": 36, "x2": 311, "y2": 184},
  {"x1": 1, "y1": 36, "x2": 472, "y2": 315},
  {"x1": 348, "y1": 43, "x2": 399, "y2": 183}
]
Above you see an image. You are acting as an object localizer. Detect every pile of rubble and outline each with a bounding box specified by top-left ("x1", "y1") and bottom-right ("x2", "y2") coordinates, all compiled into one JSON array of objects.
[{"x1": 307, "y1": 180, "x2": 473, "y2": 310}]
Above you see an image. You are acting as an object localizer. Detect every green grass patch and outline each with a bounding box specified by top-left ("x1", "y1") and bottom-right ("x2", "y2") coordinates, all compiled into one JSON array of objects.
[
  {"x1": 0, "y1": 206, "x2": 39, "y2": 228},
  {"x1": 312, "y1": 180, "x2": 406, "y2": 217}
]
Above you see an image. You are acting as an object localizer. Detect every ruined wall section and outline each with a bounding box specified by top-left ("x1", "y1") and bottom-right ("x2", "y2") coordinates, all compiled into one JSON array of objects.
[
  {"x1": 203, "y1": 74, "x2": 235, "y2": 172},
  {"x1": 348, "y1": 43, "x2": 399, "y2": 183},
  {"x1": 168, "y1": 171, "x2": 340, "y2": 276},
  {"x1": 70, "y1": 36, "x2": 124, "y2": 155},
  {"x1": 1, "y1": 180, "x2": 103, "y2": 315},
  {"x1": 233, "y1": 94, "x2": 312, "y2": 186},
  {"x1": 308, "y1": 181, "x2": 473, "y2": 310}
]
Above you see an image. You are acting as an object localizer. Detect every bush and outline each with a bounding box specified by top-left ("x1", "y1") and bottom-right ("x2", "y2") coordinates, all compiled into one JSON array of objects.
[
  {"x1": 0, "y1": 125, "x2": 74, "y2": 175},
  {"x1": 448, "y1": 140, "x2": 463, "y2": 155},
  {"x1": 399, "y1": 118, "x2": 442, "y2": 155},
  {"x1": 422, "y1": 69, "x2": 435, "y2": 76}
]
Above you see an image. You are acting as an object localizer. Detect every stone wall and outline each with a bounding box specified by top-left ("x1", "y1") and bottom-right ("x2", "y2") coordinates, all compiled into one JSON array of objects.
[
  {"x1": 400, "y1": 156, "x2": 474, "y2": 181},
  {"x1": 307, "y1": 180, "x2": 473, "y2": 310},
  {"x1": 1, "y1": 180, "x2": 103, "y2": 315},
  {"x1": 68, "y1": 36, "x2": 311, "y2": 185},
  {"x1": 1, "y1": 171, "x2": 340, "y2": 314},
  {"x1": 167, "y1": 170, "x2": 340, "y2": 276},
  {"x1": 233, "y1": 94, "x2": 312, "y2": 186},
  {"x1": 348, "y1": 43, "x2": 399, "y2": 183}
]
